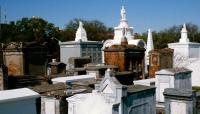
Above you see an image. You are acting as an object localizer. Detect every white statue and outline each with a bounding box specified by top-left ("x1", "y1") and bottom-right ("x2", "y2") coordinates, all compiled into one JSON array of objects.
[{"x1": 121, "y1": 6, "x2": 126, "y2": 20}]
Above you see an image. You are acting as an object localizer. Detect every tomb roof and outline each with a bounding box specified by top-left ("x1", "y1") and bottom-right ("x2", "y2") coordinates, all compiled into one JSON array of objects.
[
  {"x1": 0, "y1": 88, "x2": 39, "y2": 103},
  {"x1": 127, "y1": 85, "x2": 155, "y2": 94},
  {"x1": 156, "y1": 67, "x2": 192, "y2": 75},
  {"x1": 104, "y1": 44, "x2": 145, "y2": 52},
  {"x1": 149, "y1": 48, "x2": 173, "y2": 54},
  {"x1": 163, "y1": 88, "x2": 195, "y2": 98}
]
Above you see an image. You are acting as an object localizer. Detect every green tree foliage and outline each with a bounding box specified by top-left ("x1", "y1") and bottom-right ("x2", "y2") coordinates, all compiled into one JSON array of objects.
[
  {"x1": 1, "y1": 17, "x2": 200, "y2": 51},
  {"x1": 61, "y1": 18, "x2": 114, "y2": 41},
  {"x1": 141, "y1": 23, "x2": 200, "y2": 49},
  {"x1": 15, "y1": 17, "x2": 60, "y2": 42},
  {"x1": 1, "y1": 22, "x2": 19, "y2": 43},
  {"x1": 1, "y1": 17, "x2": 60, "y2": 43}
]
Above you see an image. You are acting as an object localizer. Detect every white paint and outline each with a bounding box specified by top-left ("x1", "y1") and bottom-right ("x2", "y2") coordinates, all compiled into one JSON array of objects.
[
  {"x1": 75, "y1": 21, "x2": 88, "y2": 42},
  {"x1": 76, "y1": 92, "x2": 114, "y2": 114},
  {"x1": 179, "y1": 23, "x2": 189, "y2": 43},
  {"x1": 67, "y1": 93, "x2": 90, "y2": 114},
  {"x1": 113, "y1": 6, "x2": 134, "y2": 43},
  {"x1": 171, "y1": 101, "x2": 186, "y2": 114},
  {"x1": 133, "y1": 78, "x2": 155, "y2": 86},
  {"x1": 68, "y1": 102, "x2": 74, "y2": 114},
  {"x1": 168, "y1": 24, "x2": 200, "y2": 60},
  {"x1": 168, "y1": 24, "x2": 200, "y2": 86},
  {"x1": 103, "y1": 84, "x2": 114, "y2": 94},
  {"x1": 87, "y1": 71, "x2": 97, "y2": 77},
  {"x1": 0, "y1": 88, "x2": 39, "y2": 103},
  {"x1": 0, "y1": 88, "x2": 39, "y2": 114},
  {"x1": 59, "y1": 43, "x2": 81, "y2": 65},
  {"x1": 102, "y1": 5, "x2": 146, "y2": 49},
  {"x1": 67, "y1": 92, "x2": 114, "y2": 114},
  {"x1": 159, "y1": 83, "x2": 169, "y2": 102},
  {"x1": 156, "y1": 68, "x2": 192, "y2": 102},
  {"x1": 156, "y1": 72, "x2": 174, "y2": 102},
  {"x1": 45, "y1": 99, "x2": 55, "y2": 114},
  {"x1": 187, "y1": 59, "x2": 200, "y2": 86},
  {"x1": 52, "y1": 75, "x2": 96, "y2": 84},
  {"x1": 146, "y1": 29, "x2": 154, "y2": 66}
]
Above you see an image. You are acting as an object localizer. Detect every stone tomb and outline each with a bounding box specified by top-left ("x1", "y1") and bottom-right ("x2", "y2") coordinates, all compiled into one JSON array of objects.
[
  {"x1": 59, "y1": 22, "x2": 103, "y2": 67},
  {"x1": 148, "y1": 48, "x2": 173, "y2": 78},
  {"x1": 168, "y1": 24, "x2": 200, "y2": 86},
  {"x1": 0, "y1": 88, "x2": 40, "y2": 114},
  {"x1": 47, "y1": 59, "x2": 66, "y2": 75},
  {"x1": 104, "y1": 45, "x2": 145, "y2": 79},
  {"x1": 31, "y1": 83, "x2": 69, "y2": 114},
  {"x1": 0, "y1": 42, "x2": 49, "y2": 76},
  {"x1": 156, "y1": 67, "x2": 192, "y2": 102},
  {"x1": 68, "y1": 57, "x2": 91, "y2": 69},
  {"x1": 168, "y1": 23, "x2": 200, "y2": 60},
  {"x1": 30, "y1": 82, "x2": 93, "y2": 114},
  {"x1": 1, "y1": 42, "x2": 24, "y2": 76},
  {"x1": 164, "y1": 88, "x2": 196, "y2": 114},
  {"x1": 122, "y1": 85, "x2": 156, "y2": 114},
  {"x1": 67, "y1": 69, "x2": 156, "y2": 114},
  {"x1": 85, "y1": 64, "x2": 118, "y2": 79}
]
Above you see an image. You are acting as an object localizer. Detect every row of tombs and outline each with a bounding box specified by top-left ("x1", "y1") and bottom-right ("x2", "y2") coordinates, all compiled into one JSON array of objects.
[
  {"x1": 0, "y1": 67, "x2": 200, "y2": 114},
  {"x1": 0, "y1": 5, "x2": 175, "y2": 80},
  {"x1": 1, "y1": 5, "x2": 199, "y2": 90},
  {"x1": 0, "y1": 40, "x2": 173, "y2": 90},
  {"x1": 1, "y1": 5, "x2": 200, "y2": 114}
]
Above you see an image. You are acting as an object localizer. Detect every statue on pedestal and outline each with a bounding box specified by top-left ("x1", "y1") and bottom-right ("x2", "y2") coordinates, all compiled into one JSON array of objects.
[{"x1": 121, "y1": 6, "x2": 126, "y2": 20}]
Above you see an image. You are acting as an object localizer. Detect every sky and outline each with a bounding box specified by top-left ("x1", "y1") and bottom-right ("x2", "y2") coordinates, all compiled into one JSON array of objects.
[{"x1": 1, "y1": 0, "x2": 200, "y2": 33}]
